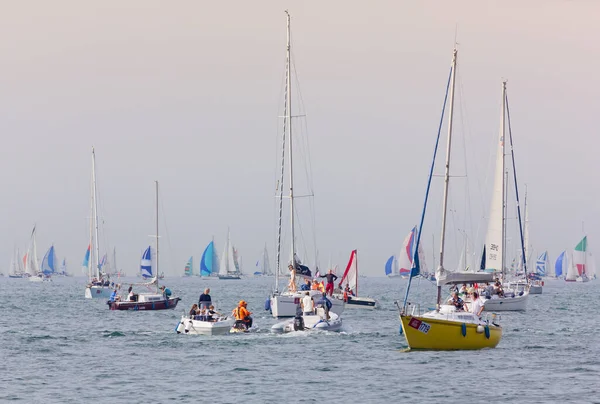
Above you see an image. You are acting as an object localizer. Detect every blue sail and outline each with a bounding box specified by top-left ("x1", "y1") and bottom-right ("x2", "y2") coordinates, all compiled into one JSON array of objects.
[
  {"x1": 385, "y1": 255, "x2": 394, "y2": 276},
  {"x1": 41, "y1": 245, "x2": 57, "y2": 275},
  {"x1": 200, "y1": 241, "x2": 214, "y2": 276},
  {"x1": 536, "y1": 251, "x2": 547, "y2": 276},
  {"x1": 555, "y1": 251, "x2": 565, "y2": 277},
  {"x1": 140, "y1": 246, "x2": 152, "y2": 278}
]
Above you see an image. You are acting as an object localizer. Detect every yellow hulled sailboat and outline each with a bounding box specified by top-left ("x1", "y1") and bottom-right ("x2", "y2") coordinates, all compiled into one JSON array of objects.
[{"x1": 398, "y1": 48, "x2": 501, "y2": 351}]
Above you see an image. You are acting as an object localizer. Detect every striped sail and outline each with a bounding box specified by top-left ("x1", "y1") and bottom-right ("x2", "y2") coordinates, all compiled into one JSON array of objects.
[
  {"x1": 339, "y1": 250, "x2": 358, "y2": 294},
  {"x1": 536, "y1": 251, "x2": 548, "y2": 276},
  {"x1": 140, "y1": 246, "x2": 152, "y2": 278}
]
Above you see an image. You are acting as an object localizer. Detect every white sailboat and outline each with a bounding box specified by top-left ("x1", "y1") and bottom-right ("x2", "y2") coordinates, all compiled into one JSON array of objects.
[
  {"x1": 334, "y1": 250, "x2": 376, "y2": 309},
  {"x1": 569, "y1": 236, "x2": 595, "y2": 282},
  {"x1": 268, "y1": 11, "x2": 344, "y2": 319},
  {"x1": 27, "y1": 226, "x2": 47, "y2": 282},
  {"x1": 84, "y1": 148, "x2": 112, "y2": 298},
  {"x1": 254, "y1": 244, "x2": 272, "y2": 276},
  {"x1": 482, "y1": 81, "x2": 529, "y2": 312},
  {"x1": 218, "y1": 229, "x2": 241, "y2": 280}
]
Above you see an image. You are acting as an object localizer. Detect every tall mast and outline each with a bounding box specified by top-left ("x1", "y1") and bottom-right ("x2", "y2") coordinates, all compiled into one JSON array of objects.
[
  {"x1": 91, "y1": 147, "x2": 100, "y2": 279},
  {"x1": 155, "y1": 180, "x2": 159, "y2": 290},
  {"x1": 436, "y1": 48, "x2": 458, "y2": 309},
  {"x1": 286, "y1": 10, "x2": 296, "y2": 272},
  {"x1": 500, "y1": 81, "x2": 507, "y2": 279}
]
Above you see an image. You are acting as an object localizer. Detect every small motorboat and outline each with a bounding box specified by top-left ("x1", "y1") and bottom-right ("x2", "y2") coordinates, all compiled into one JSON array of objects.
[
  {"x1": 271, "y1": 309, "x2": 342, "y2": 333},
  {"x1": 176, "y1": 315, "x2": 235, "y2": 336},
  {"x1": 108, "y1": 292, "x2": 180, "y2": 311}
]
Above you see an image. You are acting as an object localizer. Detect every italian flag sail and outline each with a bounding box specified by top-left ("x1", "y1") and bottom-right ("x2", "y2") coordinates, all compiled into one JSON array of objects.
[{"x1": 573, "y1": 236, "x2": 587, "y2": 277}]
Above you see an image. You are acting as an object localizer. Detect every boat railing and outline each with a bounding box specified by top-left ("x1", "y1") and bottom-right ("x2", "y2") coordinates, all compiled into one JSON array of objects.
[{"x1": 395, "y1": 301, "x2": 421, "y2": 317}]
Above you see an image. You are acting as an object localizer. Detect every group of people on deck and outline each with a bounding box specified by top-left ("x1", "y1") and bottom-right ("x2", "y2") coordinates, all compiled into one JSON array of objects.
[
  {"x1": 189, "y1": 288, "x2": 253, "y2": 329},
  {"x1": 447, "y1": 286, "x2": 485, "y2": 318}
]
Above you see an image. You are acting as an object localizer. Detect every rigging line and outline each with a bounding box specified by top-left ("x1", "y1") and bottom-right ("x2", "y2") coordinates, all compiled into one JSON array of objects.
[
  {"x1": 290, "y1": 47, "x2": 319, "y2": 266},
  {"x1": 157, "y1": 184, "x2": 176, "y2": 274},
  {"x1": 505, "y1": 87, "x2": 527, "y2": 278},
  {"x1": 402, "y1": 63, "x2": 453, "y2": 312},
  {"x1": 456, "y1": 68, "x2": 473, "y2": 255},
  {"x1": 273, "y1": 54, "x2": 288, "y2": 265},
  {"x1": 275, "y1": 52, "x2": 290, "y2": 285}
]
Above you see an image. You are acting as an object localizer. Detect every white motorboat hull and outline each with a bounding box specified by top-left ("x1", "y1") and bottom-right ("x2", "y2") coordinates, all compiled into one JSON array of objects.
[
  {"x1": 271, "y1": 310, "x2": 342, "y2": 333},
  {"x1": 483, "y1": 292, "x2": 529, "y2": 311},
  {"x1": 270, "y1": 291, "x2": 344, "y2": 318},
  {"x1": 85, "y1": 285, "x2": 113, "y2": 299},
  {"x1": 176, "y1": 316, "x2": 235, "y2": 336}
]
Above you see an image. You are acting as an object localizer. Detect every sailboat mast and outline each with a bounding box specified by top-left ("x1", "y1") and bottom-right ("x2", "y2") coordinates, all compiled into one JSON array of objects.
[
  {"x1": 436, "y1": 48, "x2": 458, "y2": 308},
  {"x1": 155, "y1": 180, "x2": 159, "y2": 290},
  {"x1": 91, "y1": 148, "x2": 101, "y2": 279},
  {"x1": 356, "y1": 250, "x2": 359, "y2": 297},
  {"x1": 285, "y1": 10, "x2": 296, "y2": 271},
  {"x1": 500, "y1": 81, "x2": 507, "y2": 279}
]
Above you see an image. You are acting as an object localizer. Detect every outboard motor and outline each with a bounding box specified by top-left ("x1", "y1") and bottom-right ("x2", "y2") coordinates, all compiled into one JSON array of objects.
[
  {"x1": 184, "y1": 321, "x2": 192, "y2": 334},
  {"x1": 176, "y1": 321, "x2": 185, "y2": 334},
  {"x1": 293, "y1": 315, "x2": 305, "y2": 331}
]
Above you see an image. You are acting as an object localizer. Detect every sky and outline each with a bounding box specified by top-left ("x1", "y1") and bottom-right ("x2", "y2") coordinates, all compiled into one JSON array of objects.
[{"x1": 0, "y1": 1, "x2": 598, "y2": 277}]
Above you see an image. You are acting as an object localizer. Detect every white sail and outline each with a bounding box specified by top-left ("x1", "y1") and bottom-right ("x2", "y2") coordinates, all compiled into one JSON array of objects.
[
  {"x1": 485, "y1": 123, "x2": 505, "y2": 273},
  {"x1": 219, "y1": 236, "x2": 229, "y2": 276},
  {"x1": 566, "y1": 250, "x2": 578, "y2": 281},
  {"x1": 31, "y1": 231, "x2": 40, "y2": 274},
  {"x1": 262, "y1": 245, "x2": 272, "y2": 275},
  {"x1": 587, "y1": 252, "x2": 596, "y2": 278},
  {"x1": 229, "y1": 243, "x2": 238, "y2": 275}
]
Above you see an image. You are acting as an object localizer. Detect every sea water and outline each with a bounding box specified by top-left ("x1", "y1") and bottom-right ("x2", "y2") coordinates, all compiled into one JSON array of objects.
[{"x1": 0, "y1": 276, "x2": 597, "y2": 403}]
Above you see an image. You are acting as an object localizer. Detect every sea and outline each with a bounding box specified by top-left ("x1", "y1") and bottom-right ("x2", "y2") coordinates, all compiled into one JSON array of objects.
[{"x1": 0, "y1": 276, "x2": 598, "y2": 403}]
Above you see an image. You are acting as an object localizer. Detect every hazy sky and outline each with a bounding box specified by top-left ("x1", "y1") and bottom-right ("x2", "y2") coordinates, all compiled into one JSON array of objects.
[{"x1": 1, "y1": 1, "x2": 598, "y2": 277}]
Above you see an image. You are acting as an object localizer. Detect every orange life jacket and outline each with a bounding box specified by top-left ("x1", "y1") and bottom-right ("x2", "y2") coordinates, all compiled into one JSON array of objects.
[{"x1": 234, "y1": 306, "x2": 250, "y2": 320}]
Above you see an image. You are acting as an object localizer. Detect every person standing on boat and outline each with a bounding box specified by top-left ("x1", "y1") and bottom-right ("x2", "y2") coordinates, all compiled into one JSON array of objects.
[
  {"x1": 198, "y1": 288, "x2": 211, "y2": 309},
  {"x1": 447, "y1": 291, "x2": 465, "y2": 311},
  {"x1": 468, "y1": 291, "x2": 484, "y2": 318},
  {"x1": 288, "y1": 264, "x2": 297, "y2": 293},
  {"x1": 301, "y1": 292, "x2": 314, "y2": 315},
  {"x1": 319, "y1": 269, "x2": 338, "y2": 297}
]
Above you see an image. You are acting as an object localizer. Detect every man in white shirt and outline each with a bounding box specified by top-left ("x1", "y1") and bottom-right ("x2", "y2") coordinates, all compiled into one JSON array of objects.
[
  {"x1": 301, "y1": 292, "x2": 314, "y2": 315},
  {"x1": 470, "y1": 291, "x2": 485, "y2": 319}
]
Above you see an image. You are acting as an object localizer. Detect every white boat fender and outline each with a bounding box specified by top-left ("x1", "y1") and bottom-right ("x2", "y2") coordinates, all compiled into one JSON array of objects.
[
  {"x1": 176, "y1": 321, "x2": 185, "y2": 334},
  {"x1": 185, "y1": 321, "x2": 192, "y2": 334},
  {"x1": 476, "y1": 325, "x2": 484, "y2": 334}
]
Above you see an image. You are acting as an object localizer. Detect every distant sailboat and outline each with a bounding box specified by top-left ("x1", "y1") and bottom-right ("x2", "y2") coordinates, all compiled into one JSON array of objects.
[
  {"x1": 27, "y1": 226, "x2": 45, "y2": 282},
  {"x1": 183, "y1": 256, "x2": 193, "y2": 277},
  {"x1": 254, "y1": 244, "x2": 272, "y2": 276},
  {"x1": 41, "y1": 245, "x2": 57, "y2": 276},
  {"x1": 200, "y1": 239, "x2": 219, "y2": 277},
  {"x1": 336, "y1": 250, "x2": 376, "y2": 309},
  {"x1": 569, "y1": 236, "x2": 595, "y2": 282},
  {"x1": 396, "y1": 226, "x2": 427, "y2": 279},
  {"x1": 555, "y1": 251, "x2": 566, "y2": 279},
  {"x1": 218, "y1": 230, "x2": 241, "y2": 280}
]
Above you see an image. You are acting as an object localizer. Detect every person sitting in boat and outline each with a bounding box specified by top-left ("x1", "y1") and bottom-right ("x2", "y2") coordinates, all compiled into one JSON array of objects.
[
  {"x1": 300, "y1": 279, "x2": 311, "y2": 291},
  {"x1": 468, "y1": 291, "x2": 485, "y2": 319},
  {"x1": 459, "y1": 283, "x2": 468, "y2": 296},
  {"x1": 232, "y1": 300, "x2": 253, "y2": 329},
  {"x1": 207, "y1": 305, "x2": 221, "y2": 321},
  {"x1": 189, "y1": 304, "x2": 200, "y2": 318},
  {"x1": 127, "y1": 286, "x2": 138, "y2": 302},
  {"x1": 301, "y1": 292, "x2": 314, "y2": 315},
  {"x1": 198, "y1": 288, "x2": 211, "y2": 309},
  {"x1": 311, "y1": 279, "x2": 320, "y2": 290},
  {"x1": 447, "y1": 291, "x2": 465, "y2": 311},
  {"x1": 316, "y1": 292, "x2": 332, "y2": 320}
]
